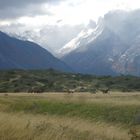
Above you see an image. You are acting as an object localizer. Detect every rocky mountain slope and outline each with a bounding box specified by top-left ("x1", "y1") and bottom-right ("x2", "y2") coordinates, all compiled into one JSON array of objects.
[{"x1": 60, "y1": 10, "x2": 140, "y2": 76}]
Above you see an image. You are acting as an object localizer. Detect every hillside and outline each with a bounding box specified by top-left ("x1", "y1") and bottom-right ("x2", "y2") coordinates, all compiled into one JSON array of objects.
[
  {"x1": 0, "y1": 31, "x2": 70, "y2": 72},
  {"x1": 0, "y1": 69, "x2": 140, "y2": 93}
]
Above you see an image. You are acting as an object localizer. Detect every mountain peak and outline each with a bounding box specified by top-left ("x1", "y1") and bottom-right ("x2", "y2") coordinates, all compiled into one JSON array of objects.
[{"x1": 60, "y1": 10, "x2": 140, "y2": 76}]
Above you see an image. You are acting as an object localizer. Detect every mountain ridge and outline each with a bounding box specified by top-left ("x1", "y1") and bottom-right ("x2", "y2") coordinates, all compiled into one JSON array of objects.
[
  {"x1": 0, "y1": 31, "x2": 71, "y2": 72},
  {"x1": 61, "y1": 10, "x2": 140, "y2": 76}
]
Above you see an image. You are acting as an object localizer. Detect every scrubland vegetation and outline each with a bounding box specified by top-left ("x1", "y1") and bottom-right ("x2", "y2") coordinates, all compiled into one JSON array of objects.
[
  {"x1": 0, "y1": 93, "x2": 139, "y2": 140},
  {"x1": 0, "y1": 70, "x2": 140, "y2": 93}
]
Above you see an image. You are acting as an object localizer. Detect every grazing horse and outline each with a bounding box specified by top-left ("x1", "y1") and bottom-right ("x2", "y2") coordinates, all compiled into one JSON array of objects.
[
  {"x1": 35, "y1": 89, "x2": 43, "y2": 94},
  {"x1": 100, "y1": 88, "x2": 110, "y2": 94},
  {"x1": 67, "y1": 89, "x2": 75, "y2": 94},
  {"x1": 27, "y1": 88, "x2": 43, "y2": 94},
  {"x1": 27, "y1": 88, "x2": 34, "y2": 94}
]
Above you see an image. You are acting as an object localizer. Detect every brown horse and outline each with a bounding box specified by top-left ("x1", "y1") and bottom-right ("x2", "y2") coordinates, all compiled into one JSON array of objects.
[
  {"x1": 100, "y1": 88, "x2": 110, "y2": 94},
  {"x1": 67, "y1": 89, "x2": 75, "y2": 94}
]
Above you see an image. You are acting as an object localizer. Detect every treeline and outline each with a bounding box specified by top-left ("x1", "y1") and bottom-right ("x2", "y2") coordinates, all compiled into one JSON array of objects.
[{"x1": 0, "y1": 69, "x2": 140, "y2": 93}]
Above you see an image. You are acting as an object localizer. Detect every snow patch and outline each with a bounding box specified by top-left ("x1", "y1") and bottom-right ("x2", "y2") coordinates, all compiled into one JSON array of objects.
[{"x1": 58, "y1": 20, "x2": 104, "y2": 57}]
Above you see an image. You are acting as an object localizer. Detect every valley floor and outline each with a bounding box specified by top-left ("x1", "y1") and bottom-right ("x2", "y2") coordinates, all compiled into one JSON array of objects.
[{"x1": 0, "y1": 92, "x2": 139, "y2": 140}]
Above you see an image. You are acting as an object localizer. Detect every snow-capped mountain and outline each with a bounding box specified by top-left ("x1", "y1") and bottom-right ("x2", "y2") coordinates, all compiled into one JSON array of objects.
[
  {"x1": 58, "y1": 20, "x2": 97, "y2": 57},
  {"x1": 7, "y1": 24, "x2": 84, "y2": 55},
  {"x1": 61, "y1": 10, "x2": 140, "y2": 76}
]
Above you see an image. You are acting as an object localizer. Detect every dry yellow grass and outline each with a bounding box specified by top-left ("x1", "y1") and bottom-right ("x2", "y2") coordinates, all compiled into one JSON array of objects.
[
  {"x1": 0, "y1": 112, "x2": 130, "y2": 140},
  {"x1": 0, "y1": 92, "x2": 139, "y2": 140},
  {"x1": 4, "y1": 92, "x2": 140, "y2": 106}
]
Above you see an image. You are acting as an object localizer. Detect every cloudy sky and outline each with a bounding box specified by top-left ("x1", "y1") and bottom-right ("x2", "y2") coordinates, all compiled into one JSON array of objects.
[
  {"x1": 0, "y1": 0, "x2": 140, "y2": 26},
  {"x1": 0, "y1": 0, "x2": 140, "y2": 53}
]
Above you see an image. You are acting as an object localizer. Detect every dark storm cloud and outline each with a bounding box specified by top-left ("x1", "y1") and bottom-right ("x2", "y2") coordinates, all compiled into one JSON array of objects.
[
  {"x1": 0, "y1": 0, "x2": 66, "y2": 19},
  {"x1": 0, "y1": 0, "x2": 65, "y2": 9},
  {"x1": 0, "y1": 5, "x2": 48, "y2": 19}
]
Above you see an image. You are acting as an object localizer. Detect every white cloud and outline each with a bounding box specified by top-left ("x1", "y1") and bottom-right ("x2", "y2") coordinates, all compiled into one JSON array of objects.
[
  {"x1": 41, "y1": 0, "x2": 140, "y2": 25},
  {"x1": 0, "y1": 0, "x2": 140, "y2": 53},
  {"x1": 0, "y1": 0, "x2": 140, "y2": 26}
]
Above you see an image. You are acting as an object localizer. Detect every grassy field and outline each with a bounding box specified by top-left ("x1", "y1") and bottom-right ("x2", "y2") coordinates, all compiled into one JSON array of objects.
[{"x1": 0, "y1": 92, "x2": 139, "y2": 140}]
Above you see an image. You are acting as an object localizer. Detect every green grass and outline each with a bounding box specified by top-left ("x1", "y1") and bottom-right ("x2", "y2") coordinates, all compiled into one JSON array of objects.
[
  {"x1": 0, "y1": 93, "x2": 139, "y2": 140},
  {"x1": 0, "y1": 94, "x2": 139, "y2": 125}
]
